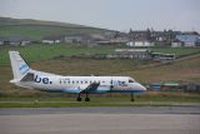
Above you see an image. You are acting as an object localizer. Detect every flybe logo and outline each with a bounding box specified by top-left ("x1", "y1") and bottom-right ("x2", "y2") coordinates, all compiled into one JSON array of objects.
[
  {"x1": 19, "y1": 64, "x2": 29, "y2": 75},
  {"x1": 34, "y1": 75, "x2": 52, "y2": 84}
]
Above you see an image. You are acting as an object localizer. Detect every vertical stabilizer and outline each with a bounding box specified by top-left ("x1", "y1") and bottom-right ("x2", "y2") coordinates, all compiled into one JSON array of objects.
[{"x1": 9, "y1": 51, "x2": 30, "y2": 81}]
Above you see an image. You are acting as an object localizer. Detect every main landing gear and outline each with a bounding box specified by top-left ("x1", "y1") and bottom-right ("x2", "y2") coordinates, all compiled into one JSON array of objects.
[
  {"x1": 85, "y1": 93, "x2": 90, "y2": 102},
  {"x1": 76, "y1": 93, "x2": 90, "y2": 102},
  {"x1": 76, "y1": 94, "x2": 82, "y2": 101}
]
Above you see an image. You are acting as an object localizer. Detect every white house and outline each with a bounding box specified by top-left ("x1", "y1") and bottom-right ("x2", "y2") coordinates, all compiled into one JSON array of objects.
[
  {"x1": 176, "y1": 34, "x2": 200, "y2": 47},
  {"x1": 127, "y1": 41, "x2": 154, "y2": 47},
  {"x1": 42, "y1": 40, "x2": 55, "y2": 44},
  {"x1": 42, "y1": 36, "x2": 63, "y2": 44},
  {"x1": 171, "y1": 40, "x2": 183, "y2": 48}
]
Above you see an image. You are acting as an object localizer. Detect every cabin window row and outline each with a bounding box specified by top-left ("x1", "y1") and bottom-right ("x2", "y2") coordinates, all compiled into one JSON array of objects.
[{"x1": 59, "y1": 80, "x2": 105, "y2": 84}]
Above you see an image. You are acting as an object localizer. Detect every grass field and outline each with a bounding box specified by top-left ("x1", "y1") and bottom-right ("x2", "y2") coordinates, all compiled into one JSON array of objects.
[
  {"x1": 0, "y1": 44, "x2": 116, "y2": 65},
  {"x1": 0, "y1": 50, "x2": 199, "y2": 97},
  {"x1": 1, "y1": 44, "x2": 200, "y2": 65},
  {"x1": 0, "y1": 46, "x2": 199, "y2": 108},
  {"x1": 0, "y1": 92, "x2": 199, "y2": 108},
  {"x1": 0, "y1": 17, "x2": 199, "y2": 108},
  {"x1": 35, "y1": 55, "x2": 200, "y2": 83},
  {"x1": 0, "y1": 45, "x2": 200, "y2": 92},
  {"x1": 151, "y1": 47, "x2": 200, "y2": 57}
]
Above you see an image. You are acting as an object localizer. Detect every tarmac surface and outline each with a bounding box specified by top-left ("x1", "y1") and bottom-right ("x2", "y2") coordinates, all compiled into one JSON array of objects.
[{"x1": 0, "y1": 106, "x2": 200, "y2": 134}]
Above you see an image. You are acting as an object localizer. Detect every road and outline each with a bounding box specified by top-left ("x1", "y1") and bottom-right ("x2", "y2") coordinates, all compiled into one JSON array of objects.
[{"x1": 0, "y1": 106, "x2": 200, "y2": 134}]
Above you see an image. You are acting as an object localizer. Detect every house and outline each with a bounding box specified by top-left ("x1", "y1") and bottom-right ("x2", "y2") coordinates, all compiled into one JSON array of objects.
[
  {"x1": 64, "y1": 36, "x2": 83, "y2": 43},
  {"x1": 128, "y1": 30, "x2": 152, "y2": 41},
  {"x1": 126, "y1": 41, "x2": 155, "y2": 47},
  {"x1": 0, "y1": 37, "x2": 5, "y2": 45},
  {"x1": 64, "y1": 34, "x2": 98, "y2": 45},
  {"x1": 42, "y1": 36, "x2": 64, "y2": 44},
  {"x1": 176, "y1": 34, "x2": 200, "y2": 47},
  {"x1": 171, "y1": 40, "x2": 183, "y2": 47},
  {"x1": 0, "y1": 36, "x2": 32, "y2": 46}
]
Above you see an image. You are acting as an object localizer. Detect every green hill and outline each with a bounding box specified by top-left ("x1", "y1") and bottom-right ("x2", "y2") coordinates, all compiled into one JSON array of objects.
[{"x1": 0, "y1": 17, "x2": 112, "y2": 40}]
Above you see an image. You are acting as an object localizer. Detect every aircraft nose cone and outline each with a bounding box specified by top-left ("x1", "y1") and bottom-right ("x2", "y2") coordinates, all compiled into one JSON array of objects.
[
  {"x1": 135, "y1": 83, "x2": 147, "y2": 91},
  {"x1": 140, "y1": 84, "x2": 147, "y2": 91}
]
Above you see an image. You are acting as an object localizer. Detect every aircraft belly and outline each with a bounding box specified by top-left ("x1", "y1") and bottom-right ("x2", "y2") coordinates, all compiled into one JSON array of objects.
[
  {"x1": 96, "y1": 85, "x2": 110, "y2": 93},
  {"x1": 111, "y1": 86, "x2": 145, "y2": 93}
]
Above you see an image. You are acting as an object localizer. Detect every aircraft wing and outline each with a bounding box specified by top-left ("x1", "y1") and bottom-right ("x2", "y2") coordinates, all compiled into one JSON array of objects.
[{"x1": 80, "y1": 82, "x2": 100, "y2": 93}]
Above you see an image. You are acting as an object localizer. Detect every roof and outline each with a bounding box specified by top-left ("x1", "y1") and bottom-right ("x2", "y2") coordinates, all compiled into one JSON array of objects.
[{"x1": 176, "y1": 34, "x2": 200, "y2": 43}]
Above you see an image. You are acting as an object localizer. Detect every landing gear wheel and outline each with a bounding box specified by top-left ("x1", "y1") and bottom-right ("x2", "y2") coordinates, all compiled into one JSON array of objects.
[
  {"x1": 85, "y1": 97, "x2": 90, "y2": 102},
  {"x1": 131, "y1": 98, "x2": 135, "y2": 102},
  {"x1": 85, "y1": 93, "x2": 90, "y2": 102},
  {"x1": 131, "y1": 94, "x2": 135, "y2": 102},
  {"x1": 77, "y1": 94, "x2": 82, "y2": 101},
  {"x1": 77, "y1": 97, "x2": 82, "y2": 102}
]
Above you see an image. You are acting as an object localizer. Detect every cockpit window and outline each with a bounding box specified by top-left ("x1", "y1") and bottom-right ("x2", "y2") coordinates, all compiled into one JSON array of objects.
[{"x1": 128, "y1": 79, "x2": 135, "y2": 83}]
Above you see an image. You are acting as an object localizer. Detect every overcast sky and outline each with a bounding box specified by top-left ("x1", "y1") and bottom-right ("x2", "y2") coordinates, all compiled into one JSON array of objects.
[{"x1": 0, "y1": 0, "x2": 200, "y2": 32}]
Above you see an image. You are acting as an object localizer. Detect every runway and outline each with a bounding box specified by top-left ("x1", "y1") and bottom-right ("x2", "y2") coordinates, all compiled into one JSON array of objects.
[{"x1": 0, "y1": 107, "x2": 200, "y2": 134}]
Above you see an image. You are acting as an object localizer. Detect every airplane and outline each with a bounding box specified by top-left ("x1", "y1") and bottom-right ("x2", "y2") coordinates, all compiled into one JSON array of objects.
[{"x1": 9, "y1": 51, "x2": 146, "y2": 102}]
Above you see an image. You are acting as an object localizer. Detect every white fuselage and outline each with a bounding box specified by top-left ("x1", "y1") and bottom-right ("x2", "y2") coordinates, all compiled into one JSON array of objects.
[
  {"x1": 15, "y1": 70, "x2": 146, "y2": 94},
  {"x1": 8, "y1": 51, "x2": 146, "y2": 97}
]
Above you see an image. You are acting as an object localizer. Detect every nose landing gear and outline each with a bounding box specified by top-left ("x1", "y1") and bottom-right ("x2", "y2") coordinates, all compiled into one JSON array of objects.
[{"x1": 131, "y1": 93, "x2": 135, "y2": 102}]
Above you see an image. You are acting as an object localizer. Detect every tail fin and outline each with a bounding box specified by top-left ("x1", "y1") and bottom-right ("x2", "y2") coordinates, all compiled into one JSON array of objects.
[{"x1": 9, "y1": 51, "x2": 30, "y2": 81}]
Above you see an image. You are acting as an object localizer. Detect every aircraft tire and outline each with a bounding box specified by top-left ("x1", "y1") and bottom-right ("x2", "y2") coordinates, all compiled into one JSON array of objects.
[
  {"x1": 85, "y1": 97, "x2": 90, "y2": 102},
  {"x1": 77, "y1": 97, "x2": 82, "y2": 102}
]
